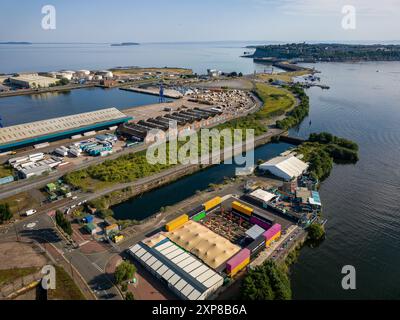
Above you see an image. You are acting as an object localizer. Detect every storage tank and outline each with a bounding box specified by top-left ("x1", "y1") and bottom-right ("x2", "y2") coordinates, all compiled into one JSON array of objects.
[
  {"x1": 165, "y1": 214, "x2": 189, "y2": 232},
  {"x1": 232, "y1": 201, "x2": 253, "y2": 216},
  {"x1": 226, "y1": 248, "x2": 250, "y2": 277},
  {"x1": 263, "y1": 223, "x2": 282, "y2": 247},
  {"x1": 203, "y1": 196, "x2": 222, "y2": 212}
]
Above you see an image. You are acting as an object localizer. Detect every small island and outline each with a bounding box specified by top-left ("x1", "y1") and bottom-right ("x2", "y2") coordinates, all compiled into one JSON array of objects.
[{"x1": 110, "y1": 42, "x2": 139, "y2": 47}]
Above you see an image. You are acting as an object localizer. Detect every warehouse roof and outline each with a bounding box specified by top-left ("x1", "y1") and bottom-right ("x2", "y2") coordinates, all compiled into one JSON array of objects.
[
  {"x1": 245, "y1": 225, "x2": 266, "y2": 240},
  {"x1": 0, "y1": 108, "x2": 128, "y2": 145},
  {"x1": 250, "y1": 189, "x2": 277, "y2": 203},
  {"x1": 259, "y1": 155, "x2": 308, "y2": 179},
  {"x1": 166, "y1": 220, "x2": 240, "y2": 269},
  {"x1": 129, "y1": 240, "x2": 223, "y2": 300}
]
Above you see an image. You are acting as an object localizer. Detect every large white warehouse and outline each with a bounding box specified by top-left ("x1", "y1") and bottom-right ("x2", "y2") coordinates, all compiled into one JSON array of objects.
[
  {"x1": 259, "y1": 155, "x2": 309, "y2": 181},
  {"x1": 129, "y1": 237, "x2": 224, "y2": 300}
]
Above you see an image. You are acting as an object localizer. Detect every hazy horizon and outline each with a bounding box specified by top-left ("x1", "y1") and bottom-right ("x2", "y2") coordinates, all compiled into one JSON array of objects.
[{"x1": 1, "y1": 0, "x2": 399, "y2": 43}]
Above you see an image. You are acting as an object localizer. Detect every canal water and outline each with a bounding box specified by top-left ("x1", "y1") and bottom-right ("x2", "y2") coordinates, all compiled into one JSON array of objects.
[{"x1": 112, "y1": 142, "x2": 293, "y2": 221}]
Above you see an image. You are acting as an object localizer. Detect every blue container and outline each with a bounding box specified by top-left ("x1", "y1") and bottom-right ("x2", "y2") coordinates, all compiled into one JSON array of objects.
[
  {"x1": 84, "y1": 215, "x2": 94, "y2": 223},
  {"x1": 0, "y1": 175, "x2": 14, "y2": 185}
]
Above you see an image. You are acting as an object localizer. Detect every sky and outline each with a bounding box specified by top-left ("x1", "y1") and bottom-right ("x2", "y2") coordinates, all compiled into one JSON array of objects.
[{"x1": 0, "y1": 0, "x2": 399, "y2": 43}]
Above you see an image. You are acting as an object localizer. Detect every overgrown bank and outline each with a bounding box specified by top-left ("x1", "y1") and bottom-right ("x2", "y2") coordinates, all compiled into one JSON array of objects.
[{"x1": 297, "y1": 132, "x2": 359, "y2": 181}]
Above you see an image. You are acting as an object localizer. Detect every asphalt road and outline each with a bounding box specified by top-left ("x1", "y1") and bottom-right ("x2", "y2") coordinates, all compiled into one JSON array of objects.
[{"x1": 0, "y1": 212, "x2": 121, "y2": 300}]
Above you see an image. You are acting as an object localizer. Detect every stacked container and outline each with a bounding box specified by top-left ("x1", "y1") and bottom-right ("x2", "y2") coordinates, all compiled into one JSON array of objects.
[
  {"x1": 232, "y1": 201, "x2": 253, "y2": 216},
  {"x1": 165, "y1": 214, "x2": 189, "y2": 232},
  {"x1": 187, "y1": 205, "x2": 205, "y2": 218},
  {"x1": 226, "y1": 248, "x2": 250, "y2": 277},
  {"x1": 192, "y1": 211, "x2": 206, "y2": 222},
  {"x1": 203, "y1": 197, "x2": 222, "y2": 212},
  {"x1": 246, "y1": 235, "x2": 266, "y2": 258},
  {"x1": 250, "y1": 215, "x2": 271, "y2": 231},
  {"x1": 263, "y1": 223, "x2": 282, "y2": 247}
]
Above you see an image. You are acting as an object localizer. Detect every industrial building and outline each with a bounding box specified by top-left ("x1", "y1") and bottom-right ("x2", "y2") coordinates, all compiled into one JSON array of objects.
[
  {"x1": 9, "y1": 73, "x2": 59, "y2": 88},
  {"x1": 0, "y1": 108, "x2": 132, "y2": 152},
  {"x1": 166, "y1": 220, "x2": 241, "y2": 270},
  {"x1": 118, "y1": 107, "x2": 222, "y2": 144},
  {"x1": 129, "y1": 236, "x2": 224, "y2": 300},
  {"x1": 259, "y1": 155, "x2": 309, "y2": 181}
]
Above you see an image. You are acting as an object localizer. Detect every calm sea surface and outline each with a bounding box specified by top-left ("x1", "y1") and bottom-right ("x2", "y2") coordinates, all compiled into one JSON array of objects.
[{"x1": 1, "y1": 42, "x2": 400, "y2": 299}]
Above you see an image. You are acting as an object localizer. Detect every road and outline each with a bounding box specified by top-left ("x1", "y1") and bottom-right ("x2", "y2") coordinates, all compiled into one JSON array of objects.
[{"x1": 0, "y1": 212, "x2": 121, "y2": 300}]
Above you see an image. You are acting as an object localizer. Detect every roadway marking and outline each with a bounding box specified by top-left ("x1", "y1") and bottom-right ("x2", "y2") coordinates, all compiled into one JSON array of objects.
[{"x1": 92, "y1": 262, "x2": 104, "y2": 273}]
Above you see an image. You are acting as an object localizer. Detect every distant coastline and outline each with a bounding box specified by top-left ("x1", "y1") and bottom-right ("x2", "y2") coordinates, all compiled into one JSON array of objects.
[
  {"x1": 0, "y1": 42, "x2": 32, "y2": 45},
  {"x1": 110, "y1": 42, "x2": 139, "y2": 47},
  {"x1": 245, "y1": 43, "x2": 400, "y2": 62}
]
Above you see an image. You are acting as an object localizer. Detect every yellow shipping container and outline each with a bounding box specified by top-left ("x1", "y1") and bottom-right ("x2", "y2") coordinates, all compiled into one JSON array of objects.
[
  {"x1": 232, "y1": 201, "x2": 253, "y2": 216},
  {"x1": 266, "y1": 231, "x2": 281, "y2": 247},
  {"x1": 166, "y1": 214, "x2": 189, "y2": 232},
  {"x1": 229, "y1": 257, "x2": 250, "y2": 277},
  {"x1": 114, "y1": 235, "x2": 124, "y2": 244},
  {"x1": 203, "y1": 197, "x2": 222, "y2": 212}
]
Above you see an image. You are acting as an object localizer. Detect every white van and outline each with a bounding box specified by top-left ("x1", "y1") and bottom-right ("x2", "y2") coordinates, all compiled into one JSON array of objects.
[{"x1": 25, "y1": 209, "x2": 37, "y2": 216}]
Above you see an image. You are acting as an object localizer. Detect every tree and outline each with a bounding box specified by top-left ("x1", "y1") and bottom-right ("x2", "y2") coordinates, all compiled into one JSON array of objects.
[
  {"x1": 115, "y1": 261, "x2": 136, "y2": 284},
  {"x1": 0, "y1": 203, "x2": 12, "y2": 224},
  {"x1": 241, "y1": 261, "x2": 291, "y2": 300},
  {"x1": 55, "y1": 210, "x2": 73, "y2": 236},
  {"x1": 125, "y1": 292, "x2": 134, "y2": 300},
  {"x1": 308, "y1": 223, "x2": 325, "y2": 241},
  {"x1": 59, "y1": 78, "x2": 70, "y2": 85}
]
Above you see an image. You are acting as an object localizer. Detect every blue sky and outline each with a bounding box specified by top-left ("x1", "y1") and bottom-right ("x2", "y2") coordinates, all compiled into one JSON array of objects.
[{"x1": 1, "y1": 0, "x2": 399, "y2": 42}]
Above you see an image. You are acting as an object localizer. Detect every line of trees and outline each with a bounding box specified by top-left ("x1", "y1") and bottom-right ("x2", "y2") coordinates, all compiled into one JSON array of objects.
[
  {"x1": 55, "y1": 210, "x2": 73, "y2": 236},
  {"x1": 241, "y1": 260, "x2": 291, "y2": 300},
  {"x1": 0, "y1": 203, "x2": 12, "y2": 224},
  {"x1": 276, "y1": 84, "x2": 309, "y2": 130}
]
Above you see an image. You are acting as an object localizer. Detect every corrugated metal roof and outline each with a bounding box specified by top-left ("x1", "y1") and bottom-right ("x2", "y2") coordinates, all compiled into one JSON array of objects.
[
  {"x1": 0, "y1": 108, "x2": 127, "y2": 145},
  {"x1": 245, "y1": 225, "x2": 266, "y2": 240},
  {"x1": 250, "y1": 189, "x2": 276, "y2": 203},
  {"x1": 128, "y1": 240, "x2": 223, "y2": 300}
]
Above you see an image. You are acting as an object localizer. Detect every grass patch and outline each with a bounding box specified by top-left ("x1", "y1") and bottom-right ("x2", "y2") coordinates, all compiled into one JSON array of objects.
[
  {"x1": 0, "y1": 164, "x2": 13, "y2": 179},
  {"x1": 48, "y1": 266, "x2": 85, "y2": 300},
  {"x1": 0, "y1": 267, "x2": 39, "y2": 286},
  {"x1": 254, "y1": 83, "x2": 297, "y2": 119},
  {"x1": 0, "y1": 192, "x2": 40, "y2": 215}
]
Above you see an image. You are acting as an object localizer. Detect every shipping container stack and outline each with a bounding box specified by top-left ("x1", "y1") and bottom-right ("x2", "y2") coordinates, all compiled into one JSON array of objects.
[
  {"x1": 231, "y1": 201, "x2": 253, "y2": 217},
  {"x1": 165, "y1": 214, "x2": 189, "y2": 232},
  {"x1": 226, "y1": 248, "x2": 251, "y2": 277},
  {"x1": 203, "y1": 196, "x2": 222, "y2": 212},
  {"x1": 246, "y1": 235, "x2": 266, "y2": 259},
  {"x1": 262, "y1": 223, "x2": 282, "y2": 247}
]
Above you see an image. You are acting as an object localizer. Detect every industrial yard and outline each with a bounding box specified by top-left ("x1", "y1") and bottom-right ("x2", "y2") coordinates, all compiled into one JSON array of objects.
[
  {"x1": 0, "y1": 64, "x2": 323, "y2": 301},
  {"x1": 126, "y1": 150, "x2": 323, "y2": 300}
]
